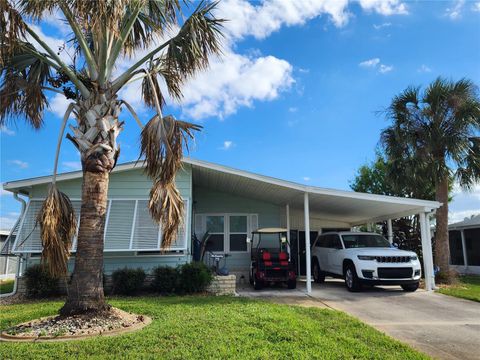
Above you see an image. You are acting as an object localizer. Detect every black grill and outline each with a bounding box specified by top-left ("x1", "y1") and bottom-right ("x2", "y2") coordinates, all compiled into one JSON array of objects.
[
  {"x1": 377, "y1": 267, "x2": 413, "y2": 279},
  {"x1": 265, "y1": 269, "x2": 288, "y2": 278},
  {"x1": 375, "y1": 256, "x2": 410, "y2": 263}
]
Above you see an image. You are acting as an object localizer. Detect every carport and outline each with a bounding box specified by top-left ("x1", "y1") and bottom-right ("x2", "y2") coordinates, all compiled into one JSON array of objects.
[{"x1": 189, "y1": 158, "x2": 442, "y2": 293}]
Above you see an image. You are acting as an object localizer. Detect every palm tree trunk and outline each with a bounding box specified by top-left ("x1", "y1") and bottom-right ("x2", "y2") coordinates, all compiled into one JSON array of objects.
[
  {"x1": 60, "y1": 95, "x2": 121, "y2": 316},
  {"x1": 60, "y1": 170, "x2": 110, "y2": 316},
  {"x1": 434, "y1": 176, "x2": 450, "y2": 279}
]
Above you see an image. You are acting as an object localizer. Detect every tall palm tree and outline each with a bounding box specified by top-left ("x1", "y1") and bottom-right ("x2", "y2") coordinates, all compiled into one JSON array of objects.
[
  {"x1": 381, "y1": 78, "x2": 480, "y2": 282},
  {"x1": 0, "y1": 0, "x2": 223, "y2": 315}
]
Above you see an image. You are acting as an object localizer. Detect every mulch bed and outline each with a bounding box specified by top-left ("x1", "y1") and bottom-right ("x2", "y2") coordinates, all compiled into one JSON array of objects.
[{"x1": 1, "y1": 307, "x2": 151, "y2": 342}]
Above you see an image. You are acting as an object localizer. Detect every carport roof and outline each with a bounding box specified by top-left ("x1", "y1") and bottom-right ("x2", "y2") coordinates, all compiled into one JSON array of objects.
[{"x1": 3, "y1": 157, "x2": 441, "y2": 226}]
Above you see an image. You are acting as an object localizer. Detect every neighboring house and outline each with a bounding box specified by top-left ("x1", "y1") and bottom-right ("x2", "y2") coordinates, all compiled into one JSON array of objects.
[
  {"x1": 2, "y1": 158, "x2": 441, "y2": 292},
  {"x1": 449, "y1": 215, "x2": 480, "y2": 275},
  {"x1": 0, "y1": 229, "x2": 19, "y2": 279}
]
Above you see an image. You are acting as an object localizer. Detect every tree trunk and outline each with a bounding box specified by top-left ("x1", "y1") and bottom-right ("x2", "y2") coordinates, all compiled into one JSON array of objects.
[
  {"x1": 434, "y1": 176, "x2": 450, "y2": 279},
  {"x1": 60, "y1": 94, "x2": 121, "y2": 316},
  {"x1": 60, "y1": 170, "x2": 110, "y2": 316}
]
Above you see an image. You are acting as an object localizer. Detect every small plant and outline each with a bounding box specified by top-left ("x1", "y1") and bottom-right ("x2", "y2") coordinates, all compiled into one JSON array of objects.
[
  {"x1": 178, "y1": 262, "x2": 213, "y2": 294},
  {"x1": 152, "y1": 266, "x2": 179, "y2": 294},
  {"x1": 23, "y1": 264, "x2": 59, "y2": 298},
  {"x1": 111, "y1": 268, "x2": 146, "y2": 295}
]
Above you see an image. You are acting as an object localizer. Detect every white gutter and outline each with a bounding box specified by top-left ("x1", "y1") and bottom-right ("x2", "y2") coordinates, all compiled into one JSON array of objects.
[{"x1": 0, "y1": 192, "x2": 27, "y2": 298}]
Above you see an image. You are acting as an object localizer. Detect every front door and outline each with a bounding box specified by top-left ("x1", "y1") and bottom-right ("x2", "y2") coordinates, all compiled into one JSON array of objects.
[{"x1": 298, "y1": 231, "x2": 318, "y2": 276}]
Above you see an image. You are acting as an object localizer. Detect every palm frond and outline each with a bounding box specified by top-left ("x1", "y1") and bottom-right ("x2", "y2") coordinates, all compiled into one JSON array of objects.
[
  {"x1": 139, "y1": 114, "x2": 201, "y2": 182},
  {"x1": 149, "y1": 180, "x2": 183, "y2": 249},
  {"x1": 37, "y1": 185, "x2": 77, "y2": 278}
]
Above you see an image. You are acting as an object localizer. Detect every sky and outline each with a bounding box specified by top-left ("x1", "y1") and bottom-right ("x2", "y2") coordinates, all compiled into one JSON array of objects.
[{"x1": 1, "y1": 0, "x2": 480, "y2": 230}]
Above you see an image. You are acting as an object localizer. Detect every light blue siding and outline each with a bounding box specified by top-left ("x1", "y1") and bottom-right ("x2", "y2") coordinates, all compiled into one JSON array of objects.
[
  {"x1": 194, "y1": 186, "x2": 282, "y2": 273},
  {"x1": 23, "y1": 165, "x2": 193, "y2": 273}
]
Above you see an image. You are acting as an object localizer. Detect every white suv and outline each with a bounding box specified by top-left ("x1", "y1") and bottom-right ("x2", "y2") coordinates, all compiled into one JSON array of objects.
[{"x1": 311, "y1": 232, "x2": 421, "y2": 292}]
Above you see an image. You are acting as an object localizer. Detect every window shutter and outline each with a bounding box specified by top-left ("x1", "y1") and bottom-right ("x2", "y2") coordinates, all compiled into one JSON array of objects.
[
  {"x1": 249, "y1": 214, "x2": 258, "y2": 234},
  {"x1": 132, "y1": 200, "x2": 160, "y2": 250},
  {"x1": 14, "y1": 201, "x2": 42, "y2": 252},
  {"x1": 167, "y1": 199, "x2": 188, "y2": 250},
  {"x1": 70, "y1": 200, "x2": 82, "y2": 251},
  {"x1": 194, "y1": 213, "x2": 205, "y2": 238},
  {"x1": 104, "y1": 200, "x2": 136, "y2": 250}
]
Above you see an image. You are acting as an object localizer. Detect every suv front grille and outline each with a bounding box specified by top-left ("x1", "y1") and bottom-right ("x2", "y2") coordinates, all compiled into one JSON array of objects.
[
  {"x1": 378, "y1": 267, "x2": 413, "y2": 279},
  {"x1": 375, "y1": 256, "x2": 410, "y2": 263}
]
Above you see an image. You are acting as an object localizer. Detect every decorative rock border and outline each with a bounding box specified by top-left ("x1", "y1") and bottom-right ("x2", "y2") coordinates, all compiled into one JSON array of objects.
[
  {"x1": 0, "y1": 311, "x2": 152, "y2": 342},
  {"x1": 207, "y1": 275, "x2": 236, "y2": 295}
]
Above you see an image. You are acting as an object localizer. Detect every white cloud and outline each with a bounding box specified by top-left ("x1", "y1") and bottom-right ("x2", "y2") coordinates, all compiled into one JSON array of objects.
[
  {"x1": 8, "y1": 160, "x2": 28, "y2": 169},
  {"x1": 445, "y1": 0, "x2": 465, "y2": 20},
  {"x1": 180, "y1": 52, "x2": 294, "y2": 120},
  {"x1": 373, "y1": 22, "x2": 392, "y2": 29},
  {"x1": 27, "y1": 24, "x2": 73, "y2": 65},
  {"x1": 359, "y1": 58, "x2": 381, "y2": 68},
  {"x1": 473, "y1": 2, "x2": 480, "y2": 12},
  {"x1": 216, "y1": 0, "x2": 351, "y2": 41},
  {"x1": 359, "y1": 0, "x2": 408, "y2": 15},
  {"x1": 0, "y1": 212, "x2": 20, "y2": 231},
  {"x1": 449, "y1": 182, "x2": 480, "y2": 224},
  {"x1": 417, "y1": 64, "x2": 432, "y2": 73},
  {"x1": 303, "y1": 177, "x2": 311, "y2": 181},
  {"x1": 62, "y1": 161, "x2": 82, "y2": 171},
  {"x1": 359, "y1": 58, "x2": 393, "y2": 74},
  {"x1": 379, "y1": 64, "x2": 394, "y2": 73},
  {"x1": 288, "y1": 107, "x2": 298, "y2": 113},
  {"x1": 0, "y1": 125, "x2": 15, "y2": 136},
  {"x1": 1, "y1": 189, "x2": 11, "y2": 196},
  {"x1": 220, "y1": 141, "x2": 234, "y2": 150},
  {"x1": 48, "y1": 94, "x2": 74, "y2": 118}
]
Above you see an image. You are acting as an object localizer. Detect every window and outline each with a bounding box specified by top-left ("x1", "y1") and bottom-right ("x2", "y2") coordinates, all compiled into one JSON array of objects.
[
  {"x1": 198, "y1": 213, "x2": 254, "y2": 253},
  {"x1": 328, "y1": 235, "x2": 343, "y2": 249},
  {"x1": 229, "y1": 215, "x2": 248, "y2": 252},
  {"x1": 342, "y1": 234, "x2": 390, "y2": 248},
  {"x1": 206, "y1": 215, "x2": 224, "y2": 252},
  {"x1": 315, "y1": 235, "x2": 327, "y2": 247}
]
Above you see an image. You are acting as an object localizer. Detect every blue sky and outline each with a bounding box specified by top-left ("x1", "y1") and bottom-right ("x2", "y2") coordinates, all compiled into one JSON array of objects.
[{"x1": 1, "y1": 0, "x2": 480, "y2": 229}]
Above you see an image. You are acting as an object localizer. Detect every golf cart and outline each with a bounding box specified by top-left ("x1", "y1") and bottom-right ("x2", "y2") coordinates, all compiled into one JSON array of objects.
[{"x1": 249, "y1": 228, "x2": 297, "y2": 290}]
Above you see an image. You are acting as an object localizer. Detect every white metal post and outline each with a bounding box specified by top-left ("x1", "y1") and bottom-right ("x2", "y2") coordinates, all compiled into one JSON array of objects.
[
  {"x1": 461, "y1": 230, "x2": 468, "y2": 268},
  {"x1": 304, "y1": 192, "x2": 312, "y2": 294},
  {"x1": 286, "y1": 204, "x2": 290, "y2": 244},
  {"x1": 424, "y1": 214, "x2": 436, "y2": 289},
  {"x1": 286, "y1": 204, "x2": 291, "y2": 255},
  {"x1": 419, "y1": 212, "x2": 434, "y2": 291},
  {"x1": 387, "y1": 219, "x2": 393, "y2": 244}
]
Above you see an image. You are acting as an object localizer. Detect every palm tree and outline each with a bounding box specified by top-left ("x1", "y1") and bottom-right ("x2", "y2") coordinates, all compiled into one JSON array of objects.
[
  {"x1": 0, "y1": 0, "x2": 223, "y2": 315},
  {"x1": 381, "y1": 78, "x2": 480, "y2": 282}
]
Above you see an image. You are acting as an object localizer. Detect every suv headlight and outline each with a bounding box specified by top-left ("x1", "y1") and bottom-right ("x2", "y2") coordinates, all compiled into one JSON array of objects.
[
  {"x1": 357, "y1": 255, "x2": 375, "y2": 261},
  {"x1": 410, "y1": 255, "x2": 418, "y2": 261}
]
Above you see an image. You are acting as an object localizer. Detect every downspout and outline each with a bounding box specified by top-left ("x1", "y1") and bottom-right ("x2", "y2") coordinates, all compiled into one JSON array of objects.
[{"x1": 0, "y1": 192, "x2": 27, "y2": 298}]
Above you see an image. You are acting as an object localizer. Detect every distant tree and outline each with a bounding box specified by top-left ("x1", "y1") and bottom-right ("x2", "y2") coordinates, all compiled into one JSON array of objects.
[{"x1": 381, "y1": 78, "x2": 480, "y2": 282}]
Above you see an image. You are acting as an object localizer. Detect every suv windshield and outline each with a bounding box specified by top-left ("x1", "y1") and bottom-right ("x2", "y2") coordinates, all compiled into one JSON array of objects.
[{"x1": 342, "y1": 234, "x2": 391, "y2": 248}]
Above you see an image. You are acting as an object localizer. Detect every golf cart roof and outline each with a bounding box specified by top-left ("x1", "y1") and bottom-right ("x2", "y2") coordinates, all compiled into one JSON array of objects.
[{"x1": 253, "y1": 228, "x2": 288, "y2": 234}]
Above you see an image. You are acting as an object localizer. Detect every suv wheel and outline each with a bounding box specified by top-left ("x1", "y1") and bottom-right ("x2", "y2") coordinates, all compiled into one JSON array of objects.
[
  {"x1": 312, "y1": 259, "x2": 325, "y2": 283},
  {"x1": 344, "y1": 263, "x2": 362, "y2": 292},
  {"x1": 401, "y1": 283, "x2": 419, "y2": 292}
]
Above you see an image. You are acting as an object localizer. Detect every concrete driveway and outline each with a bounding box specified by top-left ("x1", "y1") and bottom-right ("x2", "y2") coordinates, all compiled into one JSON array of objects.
[{"x1": 238, "y1": 279, "x2": 480, "y2": 360}]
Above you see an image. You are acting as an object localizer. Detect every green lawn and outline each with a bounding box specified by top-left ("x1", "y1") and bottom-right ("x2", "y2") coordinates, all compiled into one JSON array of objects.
[
  {"x1": 0, "y1": 296, "x2": 426, "y2": 360},
  {"x1": 0, "y1": 279, "x2": 14, "y2": 295},
  {"x1": 437, "y1": 275, "x2": 480, "y2": 303}
]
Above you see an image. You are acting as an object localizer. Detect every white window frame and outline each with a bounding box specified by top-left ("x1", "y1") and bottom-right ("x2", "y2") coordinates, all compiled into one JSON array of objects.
[
  {"x1": 199, "y1": 213, "x2": 255, "y2": 254},
  {"x1": 13, "y1": 197, "x2": 190, "y2": 254}
]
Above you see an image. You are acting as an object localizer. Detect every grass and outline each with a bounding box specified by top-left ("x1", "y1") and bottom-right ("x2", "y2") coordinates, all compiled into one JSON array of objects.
[
  {"x1": 0, "y1": 279, "x2": 14, "y2": 294},
  {"x1": 0, "y1": 296, "x2": 427, "y2": 360},
  {"x1": 437, "y1": 275, "x2": 480, "y2": 303}
]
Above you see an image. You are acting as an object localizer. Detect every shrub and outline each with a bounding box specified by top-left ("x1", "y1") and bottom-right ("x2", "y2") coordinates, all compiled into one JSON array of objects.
[
  {"x1": 111, "y1": 268, "x2": 146, "y2": 295},
  {"x1": 178, "y1": 262, "x2": 213, "y2": 294},
  {"x1": 23, "y1": 264, "x2": 58, "y2": 298},
  {"x1": 152, "y1": 266, "x2": 179, "y2": 294}
]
